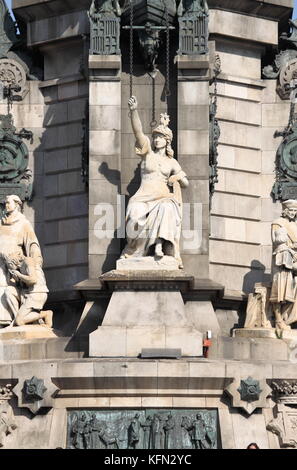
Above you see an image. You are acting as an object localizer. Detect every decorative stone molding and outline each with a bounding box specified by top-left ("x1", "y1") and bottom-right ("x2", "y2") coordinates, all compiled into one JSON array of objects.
[
  {"x1": 225, "y1": 377, "x2": 272, "y2": 415},
  {"x1": 271, "y1": 380, "x2": 297, "y2": 405},
  {"x1": 267, "y1": 404, "x2": 297, "y2": 448},
  {"x1": 0, "y1": 384, "x2": 17, "y2": 447},
  {"x1": 14, "y1": 377, "x2": 58, "y2": 415}
]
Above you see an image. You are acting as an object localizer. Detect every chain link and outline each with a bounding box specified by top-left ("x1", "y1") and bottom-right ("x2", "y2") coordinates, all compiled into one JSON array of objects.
[
  {"x1": 129, "y1": 0, "x2": 134, "y2": 98},
  {"x1": 150, "y1": 76, "x2": 157, "y2": 128},
  {"x1": 165, "y1": 4, "x2": 170, "y2": 100}
]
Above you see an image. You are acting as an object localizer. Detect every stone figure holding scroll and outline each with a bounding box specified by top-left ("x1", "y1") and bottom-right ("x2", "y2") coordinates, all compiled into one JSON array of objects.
[
  {"x1": 120, "y1": 96, "x2": 189, "y2": 268},
  {"x1": 270, "y1": 199, "x2": 297, "y2": 330}
]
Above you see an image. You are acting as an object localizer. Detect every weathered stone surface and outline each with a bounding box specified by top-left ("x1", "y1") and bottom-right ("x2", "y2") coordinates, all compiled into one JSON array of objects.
[
  {"x1": 0, "y1": 325, "x2": 60, "y2": 340},
  {"x1": 116, "y1": 256, "x2": 180, "y2": 271},
  {"x1": 209, "y1": 10, "x2": 278, "y2": 45}
]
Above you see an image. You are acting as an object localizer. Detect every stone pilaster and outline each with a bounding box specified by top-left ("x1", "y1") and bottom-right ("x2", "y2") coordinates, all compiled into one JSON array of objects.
[
  {"x1": 176, "y1": 55, "x2": 210, "y2": 279},
  {"x1": 88, "y1": 55, "x2": 122, "y2": 278}
]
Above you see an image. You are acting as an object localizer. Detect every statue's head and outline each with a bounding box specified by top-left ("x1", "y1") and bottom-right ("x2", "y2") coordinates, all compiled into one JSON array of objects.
[
  {"x1": 4, "y1": 250, "x2": 24, "y2": 270},
  {"x1": 4, "y1": 194, "x2": 22, "y2": 214},
  {"x1": 152, "y1": 113, "x2": 174, "y2": 158},
  {"x1": 282, "y1": 199, "x2": 297, "y2": 220}
]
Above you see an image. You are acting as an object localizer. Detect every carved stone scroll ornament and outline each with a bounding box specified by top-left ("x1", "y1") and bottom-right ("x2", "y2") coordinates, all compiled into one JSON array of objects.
[
  {"x1": 271, "y1": 380, "x2": 297, "y2": 406},
  {"x1": 0, "y1": 384, "x2": 17, "y2": 447},
  {"x1": 266, "y1": 383, "x2": 297, "y2": 448},
  {"x1": 209, "y1": 54, "x2": 221, "y2": 204}
]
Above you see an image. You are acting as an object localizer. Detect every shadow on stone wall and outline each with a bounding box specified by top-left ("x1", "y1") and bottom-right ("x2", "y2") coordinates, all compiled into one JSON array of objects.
[{"x1": 242, "y1": 260, "x2": 271, "y2": 295}]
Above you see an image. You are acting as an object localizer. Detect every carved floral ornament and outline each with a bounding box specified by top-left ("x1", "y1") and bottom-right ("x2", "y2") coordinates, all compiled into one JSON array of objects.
[
  {"x1": 0, "y1": 58, "x2": 27, "y2": 100},
  {"x1": 262, "y1": 19, "x2": 297, "y2": 99}
]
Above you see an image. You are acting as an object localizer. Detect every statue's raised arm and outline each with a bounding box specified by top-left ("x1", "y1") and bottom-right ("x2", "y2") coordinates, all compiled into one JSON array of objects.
[
  {"x1": 128, "y1": 96, "x2": 148, "y2": 152},
  {"x1": 119, "y1": 96, "x2": 190, "y2": 269}
]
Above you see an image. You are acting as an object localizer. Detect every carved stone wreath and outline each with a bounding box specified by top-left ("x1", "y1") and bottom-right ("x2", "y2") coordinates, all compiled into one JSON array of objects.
[
  {"x1": 0, "y1": 58, "x2": 27, "y2": 98},
  {"x1": 279, "y1": 58, "x2": 297, "y2": 99}
]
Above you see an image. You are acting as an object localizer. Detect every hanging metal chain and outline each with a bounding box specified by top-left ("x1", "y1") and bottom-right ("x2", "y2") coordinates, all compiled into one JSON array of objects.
[
  {"x1": 165, "y1": 5, "x2": 170, "y2": 101},
  {"x1": 129, "y1": 0, "x2": 134, "y2": 98},
  {"x1": 150, "y1": 76, "x2": 157, "y2": 129}
]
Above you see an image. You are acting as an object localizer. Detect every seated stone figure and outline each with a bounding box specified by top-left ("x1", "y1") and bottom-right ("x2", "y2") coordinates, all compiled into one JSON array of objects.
[
  {"x1": 120, "y1": 96, "x2": 189, "y2": 268},
  {"x1": 3, "y1": 251, "x2": 52, "y2": 328}
]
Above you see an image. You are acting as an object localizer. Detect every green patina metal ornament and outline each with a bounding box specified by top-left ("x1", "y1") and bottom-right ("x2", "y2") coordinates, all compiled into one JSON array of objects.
[
  {"x1": 88, "y1": 0, "x2": 122, "y2": 55},
  {"x1": 22, "y1": 377, "x2": 47, "y2": 402},
  {"x1": 177, "y1": 0, "x2": 209, "y2": 55},
  {"x1": 67, "y1": 409, "x2": 219, "y2": 450},
  {"x1": 0, "y1": 111, "x2": 33, "y2": 205},
  {"x1": 0, "y1": 0, "x2": 18, "y2": 59},
  {"x1": 272, "y1": 103, "x2": 297, "y2": 201},
  {"x1": 237, "y1": 377, "x2": 262, "y2": 403}
]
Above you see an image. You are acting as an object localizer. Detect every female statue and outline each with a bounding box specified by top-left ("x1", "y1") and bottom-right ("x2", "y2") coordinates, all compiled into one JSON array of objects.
[{"x1": 120, "y1": 96, "x2": 189, "y2": 268}]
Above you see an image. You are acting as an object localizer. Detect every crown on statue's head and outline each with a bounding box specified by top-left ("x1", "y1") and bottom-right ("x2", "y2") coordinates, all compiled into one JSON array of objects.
[{"x1": 152, "y1": 112, "x2": 173, "y2": 142}]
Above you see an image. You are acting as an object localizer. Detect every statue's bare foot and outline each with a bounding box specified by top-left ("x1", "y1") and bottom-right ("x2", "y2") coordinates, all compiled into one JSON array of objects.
[
  {"x1": 43, "y1": 310, "x2": 53, "y2": 329},
  {"x1": 276, "y1": 321, "x2": 291, "y2": 331},
  {"x1": 155, "y1": 242, "x2": 164, "y2": 258}
]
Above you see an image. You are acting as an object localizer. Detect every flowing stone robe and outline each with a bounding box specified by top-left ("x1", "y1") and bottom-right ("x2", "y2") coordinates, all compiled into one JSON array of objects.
[
  {"x1": 0, "y1": 211, "x2": 42, "y2": 324},
  {"x1": 121, "y1": 136, "x2": 186, "y2": 263},
  {"x1": 270, "y1": 216, "x2": 297, "y2": 325}
]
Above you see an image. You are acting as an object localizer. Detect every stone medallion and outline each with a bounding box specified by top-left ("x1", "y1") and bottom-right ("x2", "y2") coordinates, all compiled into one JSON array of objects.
[
  {"x1": 0, "y1": 58, "x2": 27, "y2": 99},
  {"x1": 279, "y1": 58, "x2": 297, "y2": 99}
]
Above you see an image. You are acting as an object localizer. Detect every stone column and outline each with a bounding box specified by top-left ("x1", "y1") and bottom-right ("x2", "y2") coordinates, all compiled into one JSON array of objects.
[
  {"x1": 88, "y1": 55, "x2": 122, "y2": 278},
  {"x1": 176, "y1": 55, "x2": 210, "y2": 279}
]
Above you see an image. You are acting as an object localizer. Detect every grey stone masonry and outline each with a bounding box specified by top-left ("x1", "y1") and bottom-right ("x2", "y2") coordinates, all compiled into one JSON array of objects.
[
  {"x1": 88, "y1": 55, "x2": 122, "y2": 278},
  {"x1": 177, "y1": 55, "x2": 210, "y2": 278}
]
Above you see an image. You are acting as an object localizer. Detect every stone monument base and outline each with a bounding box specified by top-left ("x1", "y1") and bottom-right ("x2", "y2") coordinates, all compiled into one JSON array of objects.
[
  {"x1": 116, "y1": 256, "x2": 180, "y2": 271},
  {"x1": 233, "y1": 327, "x2": 297, "y2": 341},
  {"x1": 89, "y1": 272, "x2": 203, "y2": 357},
  {"x1": 0, "y1": 325, "x2": 62, "y2": 340},
  {"x1": 90, "y1": 324, "x2": 203, "y2": 357}
]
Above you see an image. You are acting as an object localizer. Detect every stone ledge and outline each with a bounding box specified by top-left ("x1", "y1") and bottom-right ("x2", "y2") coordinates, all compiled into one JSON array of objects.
[
  {"x1": 89, "y1": 55, "x2": 121, "y2": 70},
  {"x1": 39, "y1": 73, "x2": 85, "y2": 89},
  {"x1": 101, "y1": 270, "x2": 195, "y2": 292},
  {"x1": 75, "y1": 277, "x2": 224, "y2": 299},
  {"x1": 175, "y1": 55, "x2": 210, "y2": 70}
]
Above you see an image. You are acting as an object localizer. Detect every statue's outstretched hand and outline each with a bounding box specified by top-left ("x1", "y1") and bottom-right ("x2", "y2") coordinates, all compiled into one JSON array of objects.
[{"x1": 128, "y1": 96, "x2": 138, "y2": 111}]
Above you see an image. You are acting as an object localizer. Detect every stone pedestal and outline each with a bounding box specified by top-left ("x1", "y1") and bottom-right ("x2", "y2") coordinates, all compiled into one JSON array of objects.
[
  {"x1": 0, "y1": 325, "x2": 61, "y2": 340},
  {"x1": 89, "y1": 271, "x2": 203, "y2": 357},
  {"x1": 233, "y1": 327, "x2": 297, "y2": 342}
]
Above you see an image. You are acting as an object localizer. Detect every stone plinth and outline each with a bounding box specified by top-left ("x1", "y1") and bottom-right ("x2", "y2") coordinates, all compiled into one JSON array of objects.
[
  {"x1": 89, "y1": 271, "x2": 202, "y2": 358},
  {"x1": 233, "y1": 328, "x2": 297, "y2": 342},
  {"x1": 0, "y1": 325, "x2": 61, "y2": 340},
  {"x1": 116, "y1": 256, "x2": 180, "y2": 271}
]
